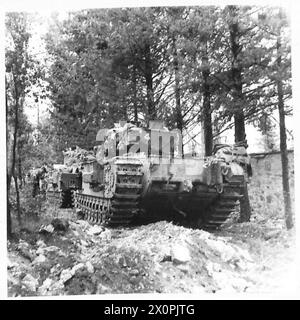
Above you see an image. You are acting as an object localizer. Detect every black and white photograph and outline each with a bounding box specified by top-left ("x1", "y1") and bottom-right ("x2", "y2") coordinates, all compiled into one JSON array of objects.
[{"x1": 3, "y1": 0, "x2": 299, "y2": 300}]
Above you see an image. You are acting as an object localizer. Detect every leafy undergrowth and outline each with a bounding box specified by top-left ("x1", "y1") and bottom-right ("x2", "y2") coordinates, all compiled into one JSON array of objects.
[{"x1": 7, "y1": 205, "x2": 297, "y2": 297}]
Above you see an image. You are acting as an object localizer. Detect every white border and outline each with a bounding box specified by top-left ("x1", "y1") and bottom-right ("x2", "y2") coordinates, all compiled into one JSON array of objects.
[{"x1": 1, "y1": 0, "x2": 299, "y2": 300}]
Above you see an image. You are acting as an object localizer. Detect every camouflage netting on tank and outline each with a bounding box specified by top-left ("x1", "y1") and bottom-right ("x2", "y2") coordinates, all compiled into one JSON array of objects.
[
  {"x1": 63, "y1": 147, "x2": 96, "y2": 166},
  {"x1": 213, "y1": 141, "x2": 251, "y2": 166}
]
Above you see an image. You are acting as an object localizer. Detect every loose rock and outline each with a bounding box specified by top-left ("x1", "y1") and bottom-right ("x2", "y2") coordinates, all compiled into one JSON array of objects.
[
  {"x1": 50, "y1": 264, "x2": 61, "y2": 276},
  {"x1": 264, "y1": 230, "x2": 281, "y2": 241},
  {"x1": 97, "y1": 283, "x2": 110, "y2": 294},
  {"x1": 43, "y1": 246, "x2": 61, "y2": 254},
  {"x1": 71, "y1": 263, "x2": 85, "y2": 275},
  {"x1": 38, "y1": 278, "x2": 53, "y2": 295},
  {"x1": 22, "y1": 274, "x2": 38, "y2": 292},
  {"x1": 60, "y1": 269, "x2": 74, "y2": 283},
  {"x1": 17, "y1": 241, "x2": 35, "y2": 262},
  {"x1": 39, "y1": 224, "x2": 54, "y2": 234},
  {"x1": 99, "y1": 229, "x2": 112, "y2": 241},
  {"x1": 87, "y1": 225, "x2": 104, "y2": 236},
  {"x1": 171, "y1": 243, "x2": 191, "y2": 265},
  {"x1": 80, "y1": 239, "x2": 88, "y2": 247},
  {"x1": 76, "y1": 210, "x2": 85, "y2": 220},
  {"x1": 51, "y1": 218, "x2": 69, "y2": 232},
  {"x1": 129, "y1": 269, "x2": 140, "y2": 276},
  {"x1": 7, "y1": 258, "x2": 19, "y2": 269},
  {"x1": 75, "y1": 220, "x2": 90, "y2": 230},
  {"x1": 32, "y1": 254, "x2": 47, "y2": 264},
  {"x1": 86, "y1": 261, "x2": 94, "y2": 273},
  {"x1": 36, "y1": 240, "x2": 47, "y2": 248}
]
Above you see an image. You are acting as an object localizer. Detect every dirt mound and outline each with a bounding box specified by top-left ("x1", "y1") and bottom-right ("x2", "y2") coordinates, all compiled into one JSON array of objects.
[{"x1": 8, "y1": 218, "x2": 266, "y2": 296}]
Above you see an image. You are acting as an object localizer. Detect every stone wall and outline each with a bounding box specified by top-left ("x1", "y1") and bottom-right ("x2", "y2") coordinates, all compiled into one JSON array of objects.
[{"x1": 248, "y1": 150, "x2": 294, "y2": 218}]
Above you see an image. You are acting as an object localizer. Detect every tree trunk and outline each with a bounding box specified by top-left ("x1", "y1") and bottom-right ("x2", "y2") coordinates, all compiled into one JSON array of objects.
[
  {"x1": 14, "y1": 175, "x2": 22, "y2": 226},
  {"x1": 6, "y1": 85, "x2": 13, "y2": 238},
  {"x1": 8, "y1": 87, "x2": 19, "y2": 183},
  {"x1": 132, "y1": 65, "x2": 138, "y2": 124},
  {"x1": 229, "y1": 8, "x2": 246, "y2": 143},
  {"x1": 276, "y1": 35, "x2": 293, "y2": 229},
  {"x1": 18, "y1": 147, "x2": 23, "y2": 188},
  {"x1": 7, "y1": 78, "x2": 21, "y2": 234},
  {"x1": 228, "y1": 5, "x2": 251, "y2": 221},
  {"x1": 7, "y1": 174, "x2": 12, "y2": 239},
  {"x1": 238, "y1": 181, "x2": 251, "y2": 222},
  {"x1": 144, "y1": 43, "x2": 156, "y2": 120},
  {"x1": 172, "y1": 36, "x2": 183, "y2": 134},
  {"x1": 201, "y1": 45, "x2": 213, "y2": 156},
  {"x1": 234, "y1": 108, "x2": 246, "y2": 143}
]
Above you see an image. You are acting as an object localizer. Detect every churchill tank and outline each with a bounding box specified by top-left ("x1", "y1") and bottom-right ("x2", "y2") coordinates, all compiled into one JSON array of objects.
[
  {"x1": 46, "y1": 164, "x2": 82, "y2": 208},
  {"x1": 74, "y1": 121, "x2": 251, "y2": 230},
  {"x1": 45, "y1": 147, "x2": 90, "y2": 208}
]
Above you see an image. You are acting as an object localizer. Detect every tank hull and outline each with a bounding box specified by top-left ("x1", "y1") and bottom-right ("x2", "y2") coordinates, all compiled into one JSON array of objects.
[
  {"x1": 74, "y1": 154, "x2": 245, "y2": 229},
  {"x1": 46, "y1": 171, "x2": 82, "y2": 208},
  {"x1": 74, "y1": 121, "x2": 250, "y2": 230}
]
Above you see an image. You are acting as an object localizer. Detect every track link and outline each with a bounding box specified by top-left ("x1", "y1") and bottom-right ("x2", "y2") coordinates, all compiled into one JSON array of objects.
[{"x1": 203, "y1": 185, "x2": 243, "y2": 230}]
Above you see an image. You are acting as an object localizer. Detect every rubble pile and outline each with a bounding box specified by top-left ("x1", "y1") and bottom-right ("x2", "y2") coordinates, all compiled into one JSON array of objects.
[{"x1": 9, "y1": 217, "x2": 282, "y2": 297}]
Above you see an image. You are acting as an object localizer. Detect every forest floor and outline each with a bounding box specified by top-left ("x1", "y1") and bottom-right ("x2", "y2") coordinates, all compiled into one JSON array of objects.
[{"x1": 7, "y1": 199, "x2": 298, "y2": 297}]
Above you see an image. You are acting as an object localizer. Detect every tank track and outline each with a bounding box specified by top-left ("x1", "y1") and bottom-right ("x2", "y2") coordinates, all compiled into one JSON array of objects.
[
  {"x1": 74, "y1": 159, "x2": 143, "y2": 226},
  {"x1": 203, "y1": 184, "x2": 243, "y2": 230}
]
